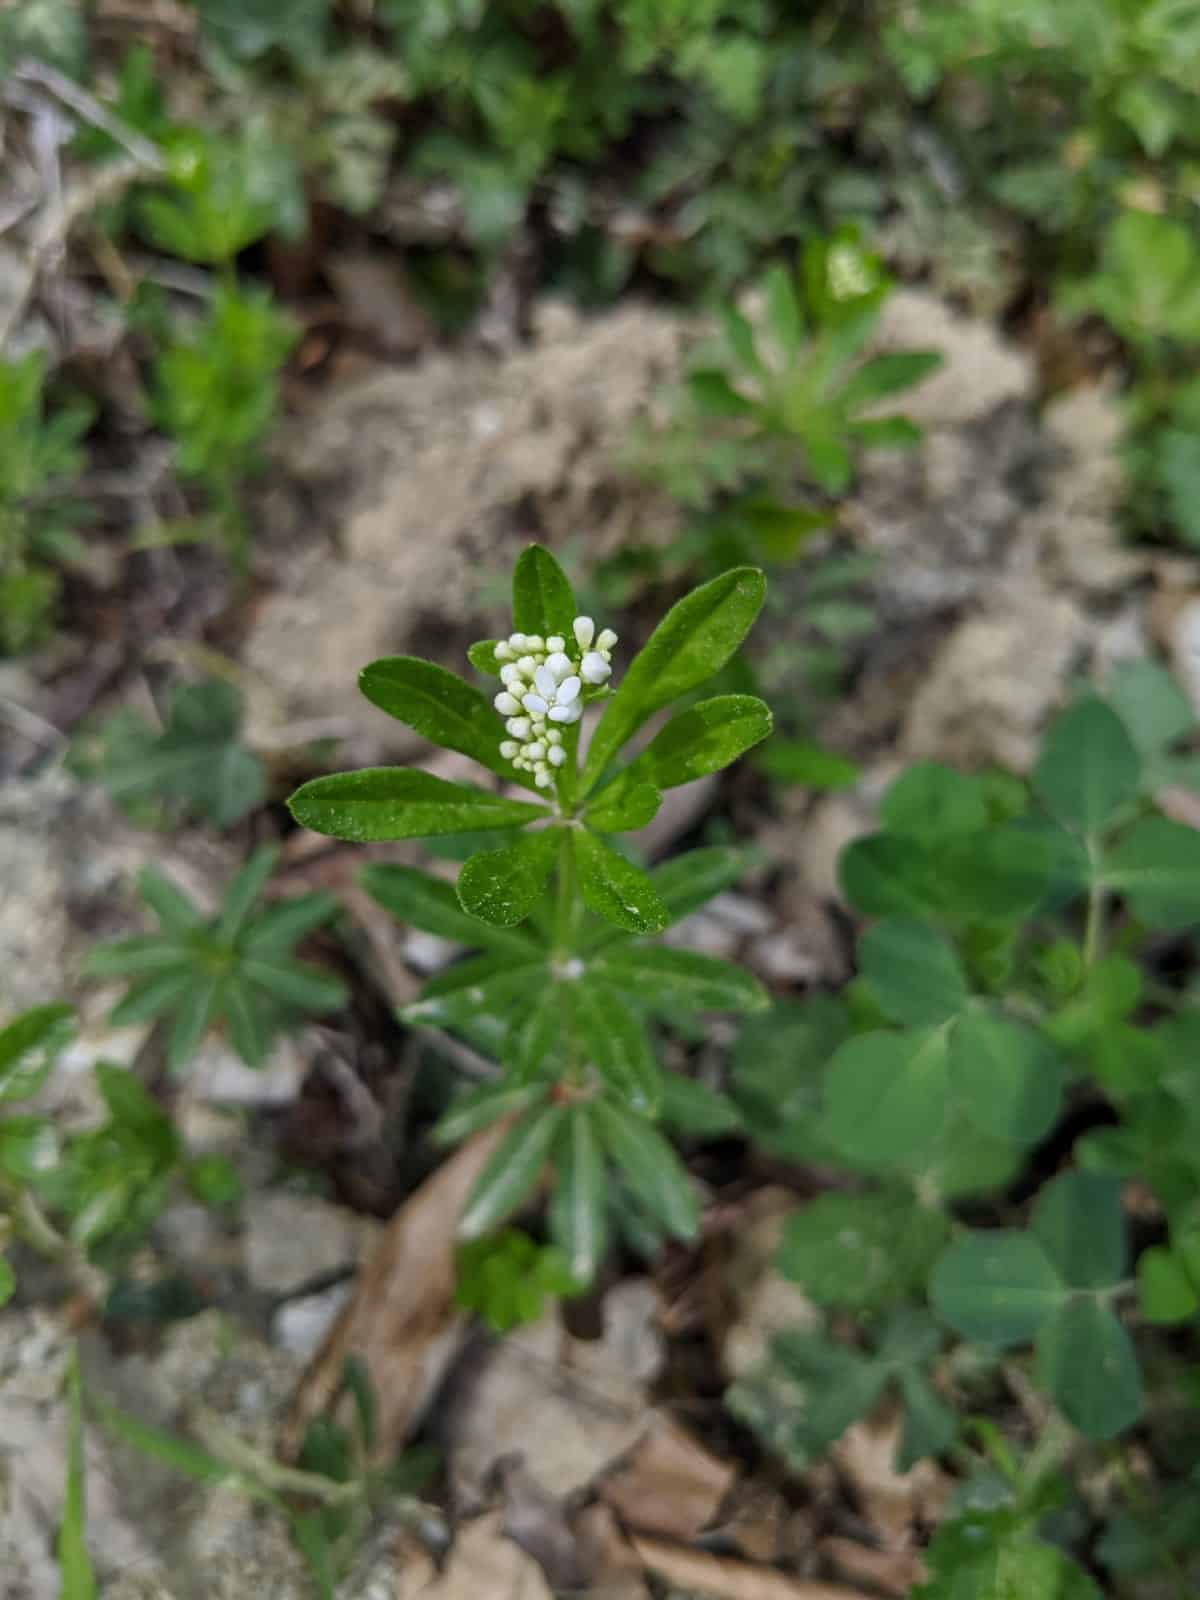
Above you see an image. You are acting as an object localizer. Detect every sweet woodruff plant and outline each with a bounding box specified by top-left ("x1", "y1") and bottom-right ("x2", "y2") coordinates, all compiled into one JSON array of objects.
[{"x1": 289, "y1": 546, "x2": 771, "y2": 1282}]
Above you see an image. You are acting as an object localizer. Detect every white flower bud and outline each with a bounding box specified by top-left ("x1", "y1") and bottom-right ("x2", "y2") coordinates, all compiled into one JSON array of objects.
[
  {"x1": 573, "y1": 616, "x2": 595, "y2": 650},
  {"x1": 547, "y1": 636, "x2": 565, "y2": 653},
  {"x1": 546, "y1": 728, "x2": 563, "y2": 745},
  {"x1": 526, "y1": 741, "x2": 546, "y2": 760},
  {"x1": 544, "y1": 651, "x2": 572, "y2": 681},
  {"x1": 597, "y1": 628, "x2": 617, "y2": 652},
  {"x1": 499, "y1": 663, "x2": 520, "y2": 685},
  {"x1": 556, "y1": 675, "x2": 581, "y2": 706},
  {"x1": 580, "y1": 651, "x2": 611, "y2": 684},
  {"x1": 507, "y1": 717, "x2": 532, "y2": 739},
  {"x1": 494, "y1": 691, "x2": 522, "y2": 715},
  {"x1": 499, "y1": 740, "x2": 518, "y2": 758},
  {"x1": 494, "y1": 640, "x2": 513, "y2": 661},
  {"x1": 548, "y1": 744, "x2": 567, "y2": 767},
  {"x1": 509, "y1": 633, "x2": 527, "y2": 651},
  {"x1": 525, "y1": 635, "x2": 544, "y2": 653},
  {"x1": 523, "y1": 693, "x2": 549, "y2": 715},
  {"x1": 516, "y1": 655, "x2": 538, "y2": 677},
  {"x1": 534, "y1": 768, "x2": 553, "y2": 789}
]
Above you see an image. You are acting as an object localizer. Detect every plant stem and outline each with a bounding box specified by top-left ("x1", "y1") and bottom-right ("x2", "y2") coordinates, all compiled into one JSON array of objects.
[
  {"x1": 554, "y1": 830, "x2": 576, "y2": 961},
  {"x1": 1083, "y1": 882, "x2": 1106, "y2": 971}
]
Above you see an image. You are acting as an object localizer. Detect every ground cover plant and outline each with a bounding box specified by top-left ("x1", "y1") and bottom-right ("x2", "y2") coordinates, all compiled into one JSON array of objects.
[{"x1": 5, "y1": 2, "x2": 1200, "y2": 1594}]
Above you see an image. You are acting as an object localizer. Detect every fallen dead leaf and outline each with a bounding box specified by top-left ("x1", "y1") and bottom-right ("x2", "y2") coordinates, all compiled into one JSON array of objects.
[
  {"x1": 598, "y1": 1414, "x2": 737, "y2": 1540},
  {"x1": 722, "y1": 1189, "x2": 820, "y2": 1382},
  {"x1": 395, "y1": 1510, "x2": 553, "y2": 1599},
  {"x1": 447, "y1": 1278, "x2": 663, "y2": 1504},
  {"x1": 499, "y1": 1456, "x2": 584, "y2": 1589},
  {"x1": 572, "y1": 1503, "x2": 653, "y2": 1600},
  {"x1": 830, "y1": 1408, "x2": 950, "y2": 1551},
  {"x1": 819, "y1": 1535, "x2": 927, "y2": 1597},
  {"x1": 630, "y1": 1535, "x2": 872, "y2": 1600},
  {"x1": 279, "y1": 1123, "x2": 506, "y2": 1465}
]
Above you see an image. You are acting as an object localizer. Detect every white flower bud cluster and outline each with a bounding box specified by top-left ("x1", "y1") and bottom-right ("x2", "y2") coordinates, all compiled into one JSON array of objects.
[{"x1": 492, "y1": 615, "x2": 617, "y2": 788}]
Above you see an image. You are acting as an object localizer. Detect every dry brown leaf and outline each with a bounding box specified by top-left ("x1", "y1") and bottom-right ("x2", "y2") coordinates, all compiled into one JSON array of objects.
[
  {"x1": 447, "y1": 1279, "x2": 663, "y2": 1504},
  {"x1": 630, "y1": 1535, "x2": 872, "y2": 1600},
  {"x1": 830, "y1": 1408, "x2": 950, "y2": 1550},
  {"x1": 819, "y1": 1535, "x2": 927, "y2": 1598},
  {"x1": 395, "y1": 1511, "x2": 553, "y2": 1599},
  {"x1": 598, "y1": 1414, "x2": 736, "y2": 1539},
  {"x1": 279, "y1": 1123, "x2": 506, "y2": 1464},
  {"x1": 572, "y1": 1503, "x2": 653, "y2": 1600}
]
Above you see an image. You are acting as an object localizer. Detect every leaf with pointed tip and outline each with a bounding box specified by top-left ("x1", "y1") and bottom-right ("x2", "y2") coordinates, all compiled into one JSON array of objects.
[
  {"x1": 458, "y1": 1105, "x2": 564, "y2": 1239},
  {"x1": 289, "y1": 769, "x2": 546, "y2": 842},
  {"x1": 594, "y1": 945, "x2": 768, "y2": 1014},
  {"x1": 0, "y1": 1258, "x2": 13, "y2": 1308},
  {"x1": 217, "y1": 845, "x2": 278, "y2": 943},
  {"x1": 615, "y1": 695, "x2": 772, "y2": 793},
  {"x1": 0, "y1": 1002, "x2": 74, "y2": 1102},
  {"x1": 593, "y1": 1099, "x2": 699, "y2": 1241},
  {"x1": 363, "y1": 863, "x2": 537, "y2": 955},
  {"x1": 567, "y1": 979, "x2": 661, "y2": 1113},
  {"x1": 573, "y1": 830, "x2": 669, "y2": 933},
  {"x1": 403, "y1": 952, "x2": 547, "y2": 1028},
  {"x1": 242, "y1": 893, "x2": 339, "y2": 957},
  {"x1": 511, "y1": 544, "x2": 576, "y2": 636},
  {"x1": 434, "y1": 1082, "x2": 549, "y2": 1146},
  {"x1": 1102, "y1": 816, "x2": 1200, "y2": 927},
  {"x1": 136, "y1": 867, "x2": 203, "y2": 936},
  {"x1": 468, "y1": 640, "x2": 503, "y2": 676},
  {"x1": 357, "y1": 657, "x2": 533, "y2": 787},
  {"x1": 584, "y1": 781, "x2": 662, "y2": 833},
  {"x1": 457, "y1": 828, "x2": 559, "y2": 927},
  {"x1": 581, "y1": 568, "x2": 767, "y2": 792},
  {"x1": 549, "y1": 1107, "x2": 608, "y2": 1284}
]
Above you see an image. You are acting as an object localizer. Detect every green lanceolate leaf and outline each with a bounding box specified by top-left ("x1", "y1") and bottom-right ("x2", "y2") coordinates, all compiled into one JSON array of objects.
[
  {"x1": 1033, "y1": 696, "x2": 1141, "y2": 835},
  {"x1": 645, "y1": 847, "x2": 757, "y2": 928},
  {"x1": 930, "y1": 1231, "x2": 1065, "y2": 1347},
  {"x1": 567, "y1": 979, "x2": 661, "y2": 1113},
  {"x1": 581, "y1": 568, "x2": 766, "y2": 792},
  {"x1": 549, "y1": 1106, "x2": 608, "y2": 1284},
  {"x1": 820, "y1": 1028, "x2": 951, "y2": 1172},
  {"x1": 216, "y1": 845, "x2": 278, "y2": 943},
  {"x1": 457, "y1": 828, "x2": 559, "y2": 928},
  {"x1": 137, "y1": 867, "x2": 204, "y2": 936},
  {"x1": 363, "y1": 863, "x2": 537, "y2": 955},
  {"x1": 458, "y1": 1104, "x2": 565, "y2": 1240},
  {"x1": 592, "y1": 1099, "x2": 699, "y2": 1241},
  {"x1": 0, "y1": 1002, "x2": 74, "y2": 1102},
  {"x1": 1103, "y1": 816, "x2": 1200, "y2": 928},
  {"x1": 1035, "y1": 1298, "x2": 1142, "y2": 1438},
  {"x1": 949, "y1": 1012, "x2": 1064, "y2": 1147},
  {"x1": 593, "y1": 945, "x2": 768, "y2": 1014},
  {"x1": 289, "y1": 768, "x2": 547, "y2": 842},
  {"x1": 840, "y1": 350, "x2": 941, "y2": 411},
  {"x1": 0, "y1": 1257, "x2": 14, "y2": 1307},
  {"x1": 857, "y1": 918, "x2": 969, "y2": 1025},
  {"x1": 1030, "y1": 1171, "x2": 1126, "y2": 1290},
  {"x1": 240, "y1": 957, "x2": 347, "y2": 1013},
  {"x1": 165, "y1": 977, "x2": 221, "y2": 1072},
  {"x1": 403, "y1": 952, "x2": 547, "y2": 1029},
  {"x1": 242, "y1": 893, "x2": 339, "y2": 957},
  {"x1": 763, "y1": 261, "x2": 804, "y2": 355},
  {"x1": 509, "y1": 984, "x2": 565, "y2": 1080},
  {"x1": 58, "y1": 1347, "x2": 97, "y2": 1600},
  {"x1": 357, "y1": 657, "x2": 533, "y2": 787},
  {"x1": 615, "y1": 695, "x2": 772, "y2": 792},
  {"x1": 511, "y1": 544, "x2": 576, "y2": 637},
  {"x1": 434, "y1": 1081, "x2": 549, "y2": 1146},
  {"x1": 468, "y1": 640, "x2": 503, "y2": 676},
  {"x1": 573, "y1": 830, "x2": 669, "y2": 934},
  {"x1": 584, "y1": 781, "x2": 662, "y2": 833}
]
